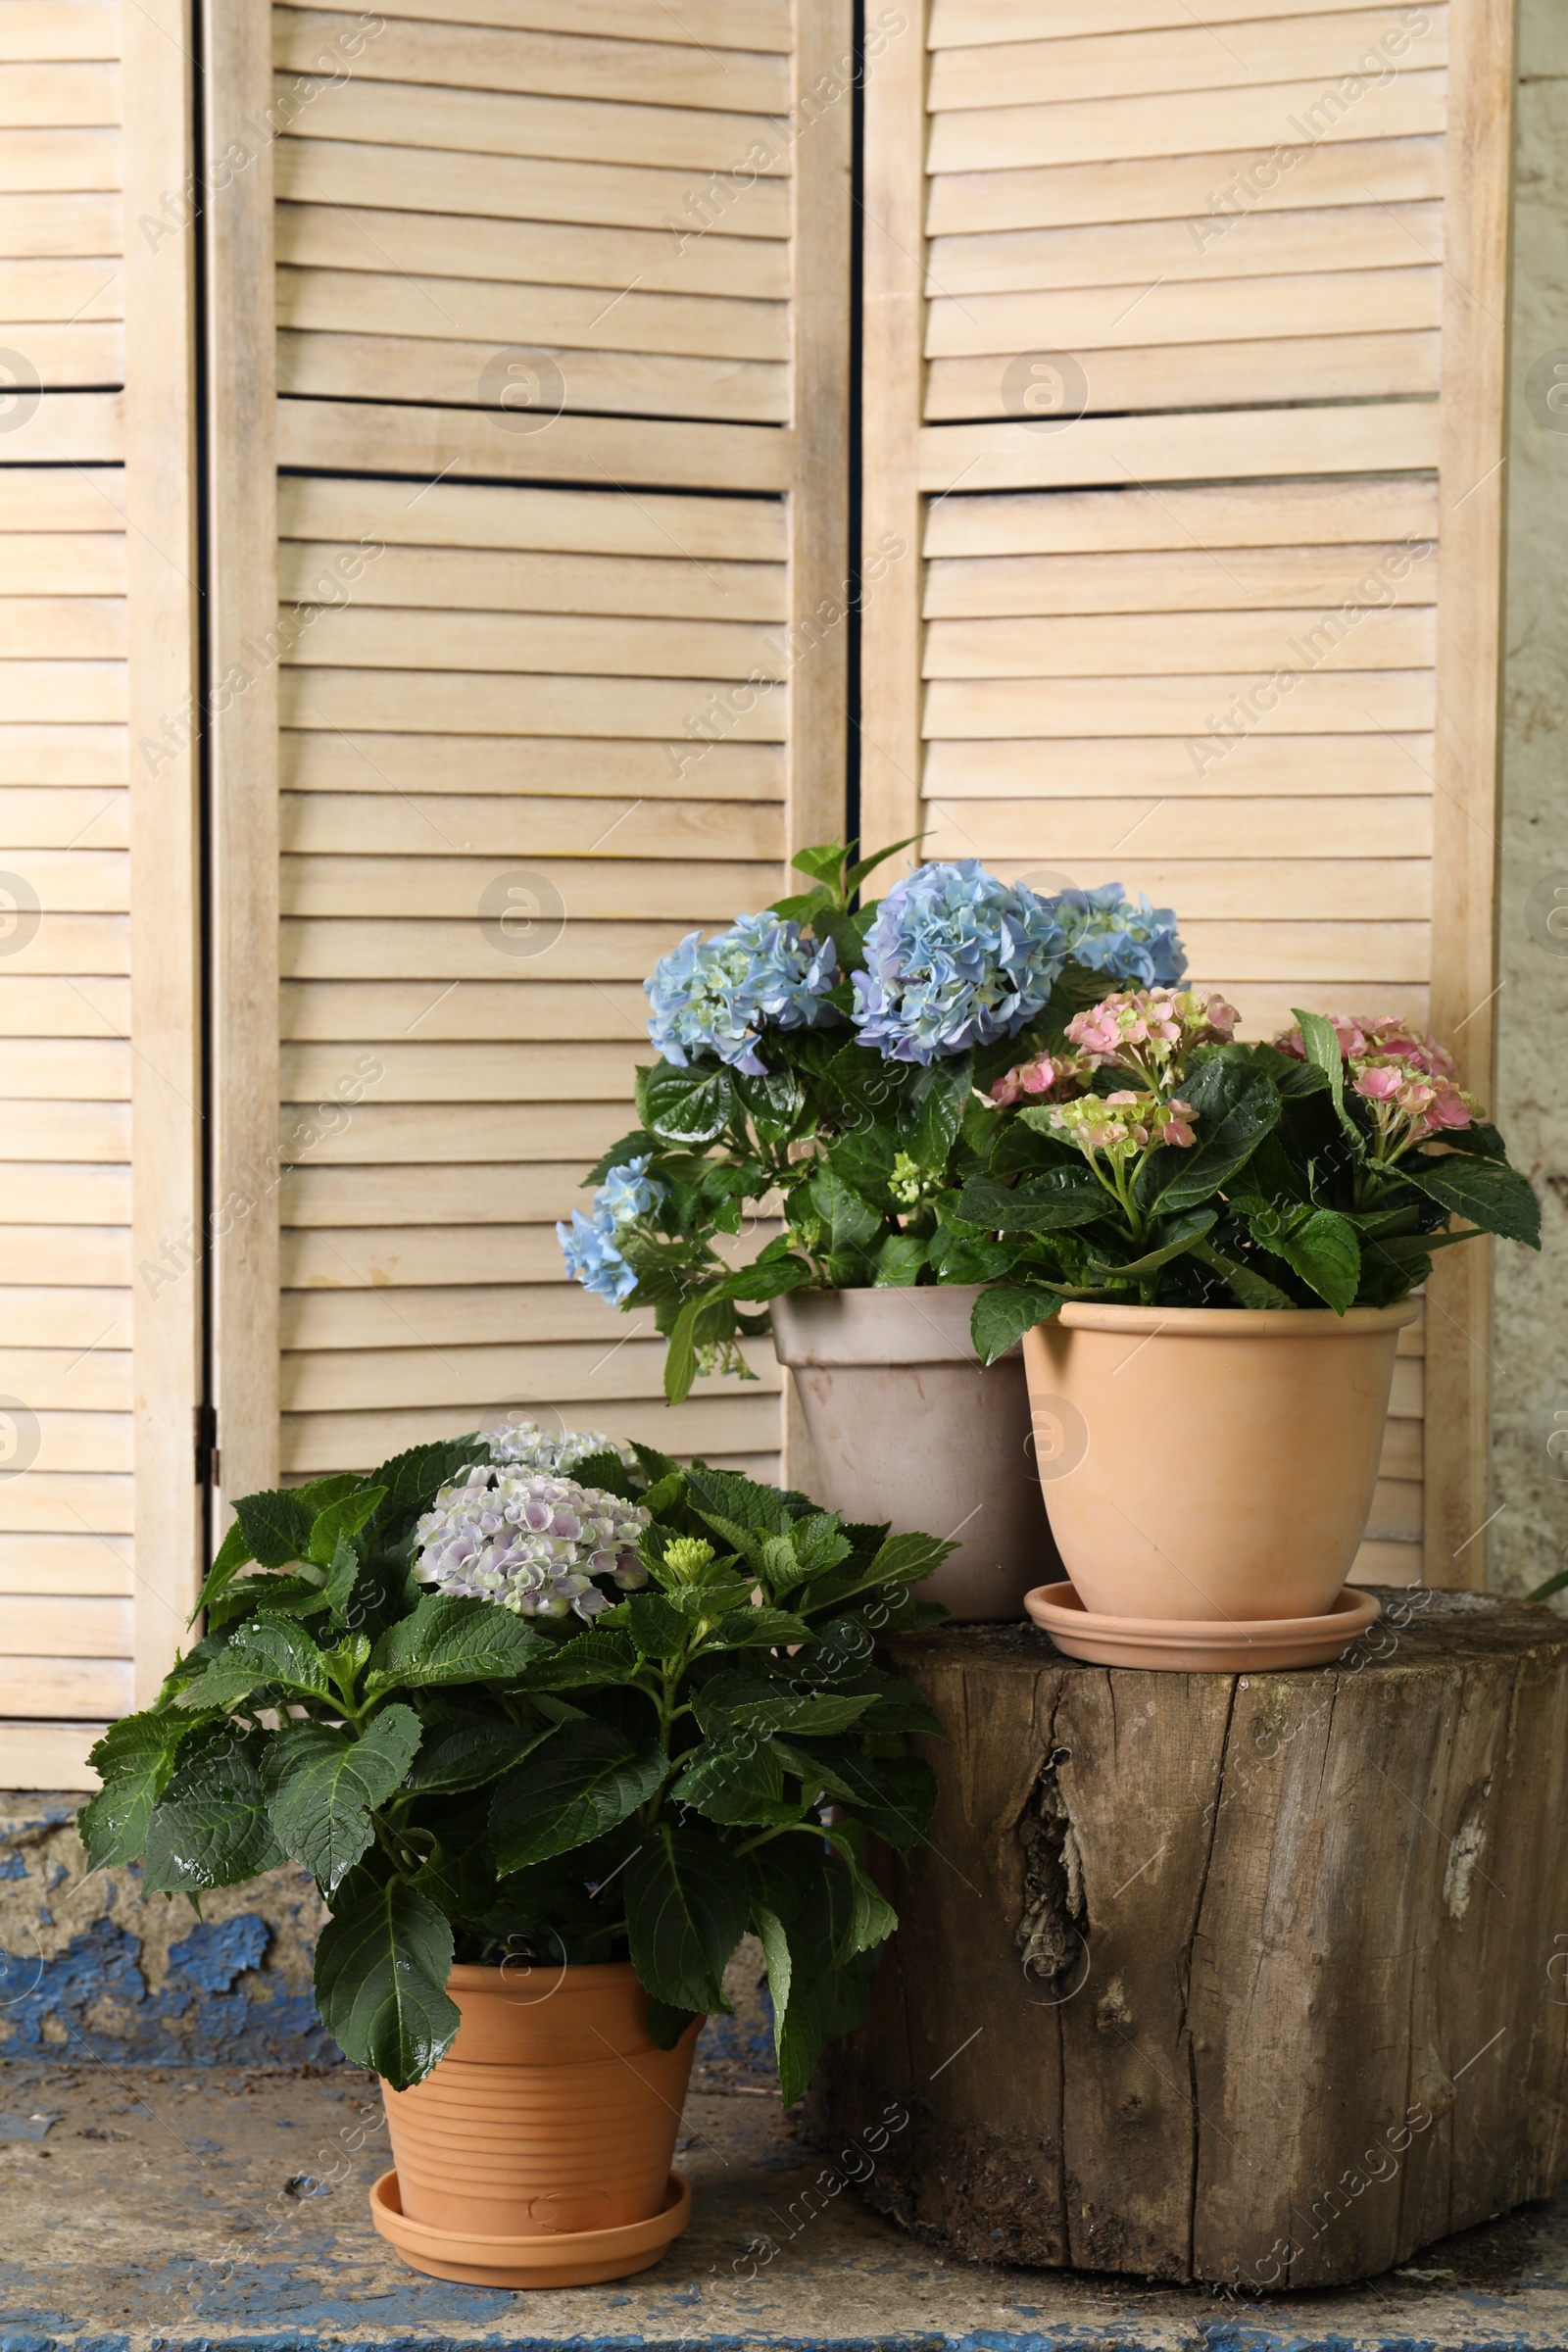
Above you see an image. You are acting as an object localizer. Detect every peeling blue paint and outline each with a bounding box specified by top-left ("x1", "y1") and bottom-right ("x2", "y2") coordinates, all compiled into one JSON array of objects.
[
  {"x1": 0, "y1": 1853, "x2": 28, "y2": 1880},
  {"x1": 0, "y1": 1915, "x2": 336, "y2": 2069}
]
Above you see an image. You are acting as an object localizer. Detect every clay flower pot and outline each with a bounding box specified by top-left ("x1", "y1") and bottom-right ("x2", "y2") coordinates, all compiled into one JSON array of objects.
[
  {"x1": 369, "y1": 1960, "x2": 699, "y2": 2288},
  {"x1": 1021, "y1": 1299, "x2": 1419, "y2": 1623},
  {"x1": 771, "y1": 1284, "x2": 1057, "y2": 1620}
]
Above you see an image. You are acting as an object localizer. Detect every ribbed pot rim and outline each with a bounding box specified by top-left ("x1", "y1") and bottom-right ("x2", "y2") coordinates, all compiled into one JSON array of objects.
[
  {"x1": 446, "y1": 1960, "x2": 640, "y2": 1991},
  {"x1": 1054, "y1": 1299, "x2": 1421, "y2": 1338}
]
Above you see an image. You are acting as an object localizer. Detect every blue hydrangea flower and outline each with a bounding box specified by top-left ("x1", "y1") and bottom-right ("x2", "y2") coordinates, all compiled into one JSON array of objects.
[
  {"x1": 851, "y1": 861, "x2": 1066, "y2": 1064},
  {"x1": 1054, "y1": 884, "x2": 1187, "y2": 989},
  {"x1": 645, "y1": 911, "x2": 838, "y2": 1076},
  {"x1": 557, "y1": 1205, "x2": 637, "y2": 1306},
  {"x1": 597, "y1": 1153, "x2": 662, "y2": 1222}
]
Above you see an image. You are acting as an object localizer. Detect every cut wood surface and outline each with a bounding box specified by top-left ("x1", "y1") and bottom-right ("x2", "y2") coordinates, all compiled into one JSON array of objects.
[{"x1": 811, "y1": 1600, "x2": 1568, "y2": 2287}]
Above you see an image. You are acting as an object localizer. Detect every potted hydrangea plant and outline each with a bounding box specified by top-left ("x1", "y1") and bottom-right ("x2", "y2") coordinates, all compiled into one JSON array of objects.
[
  {"x1": 953, "y1": 991, "x2": 1541, "y2": 1659},
  {"x1": 80, "y1": 1424, "x2": 950, "y2": 2288},
  {"x1": 561, "y1": 842, "x2": 1184, "y2": 1621}
]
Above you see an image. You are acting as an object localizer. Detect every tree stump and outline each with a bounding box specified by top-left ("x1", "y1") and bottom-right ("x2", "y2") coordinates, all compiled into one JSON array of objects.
[{"x1": 809, "y1": 1593, "x2": 1568, "y2": 2289}]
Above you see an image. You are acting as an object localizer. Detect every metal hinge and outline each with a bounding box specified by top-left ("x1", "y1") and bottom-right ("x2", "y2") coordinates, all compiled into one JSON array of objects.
[{"x1": 194, "y1": 1401, "x2": 220, "y2": 1489}]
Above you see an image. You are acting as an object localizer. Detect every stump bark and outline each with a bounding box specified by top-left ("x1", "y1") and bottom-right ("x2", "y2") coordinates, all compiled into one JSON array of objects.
[{"x1": 808, "y1": 1592, "x2": 1568, "y2": 2288}]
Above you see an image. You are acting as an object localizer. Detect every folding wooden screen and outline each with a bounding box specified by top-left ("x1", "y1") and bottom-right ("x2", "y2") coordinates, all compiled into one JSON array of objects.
[
  {"x1": 0, "y1": 0, "x2": 202, "y2": 1781},
  {"x1": 205, "y1": 2, "x2": 852, "y2": 1597},
  {"x1": 860, "y1": 0, "x2": 1515, "y2": 1591}
]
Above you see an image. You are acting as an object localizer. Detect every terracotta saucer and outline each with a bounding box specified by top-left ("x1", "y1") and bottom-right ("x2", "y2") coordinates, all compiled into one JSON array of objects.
[
  {"x1": 368, "y1": 2168, "x2": 691, "y2": 2289},
  {"x1": 1023, "y1": 1580, "x2": 1382, "y2": 1672}
]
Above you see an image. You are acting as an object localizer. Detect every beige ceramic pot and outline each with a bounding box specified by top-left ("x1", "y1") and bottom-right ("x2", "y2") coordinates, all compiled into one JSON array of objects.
[
  {"x1": 372, "y1": 1961, "x2": 698, "y2": 2286},
  {"x1": 771, "y1": 1285, "x2": 1058, "y2": 1620},
  {"x1": 1021, "y1": 1298, "x2": 1419, "y2": 1622}
]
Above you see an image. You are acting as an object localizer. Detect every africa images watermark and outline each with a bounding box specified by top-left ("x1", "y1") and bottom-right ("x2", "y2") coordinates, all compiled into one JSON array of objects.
[
  {"x1": 137, "y1": 14, "x2": 387, "y2": 254},
  {"x1": 665, "y1": 532, "x2": 909, "y2": 782},
  {"x1": 1186, "y1": 10, "x2": 1433, "y2": 253},
  {"x1": 139, "y1": 538, "x2": 385, "y2": 778},
  {"x1": 663, "y1": 9, "x2": 906, "y2": 253},
  {"x1": 139, "y1": 1054, "x2": 384, "y2": 1300},
  {"x1": 1184, "y1": 534, "x2": 1435, "y2": 779}
]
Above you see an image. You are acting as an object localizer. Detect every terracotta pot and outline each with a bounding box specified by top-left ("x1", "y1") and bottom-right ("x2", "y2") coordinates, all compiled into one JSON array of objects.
[
  {"x1": 1021, "y1": 1299, "x2": 1419, "y2": 1622},
  {"x1": 380, "y1": 1962, "x2": 699, "y2": 2248},
  {"x1": 771, "y1": 1285, "x2": 1058, "y2": 1621}
]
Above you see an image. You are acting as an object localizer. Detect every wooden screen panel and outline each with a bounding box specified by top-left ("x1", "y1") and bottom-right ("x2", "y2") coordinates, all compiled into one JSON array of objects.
[
  {"x1": 206, "y1": 0, "x2": 850, "y2": 1502},
  {"x1": 275, "y1": 474, "x2": 788, "y2": 1480},
  {"x1": 0, "y1": 0, "x2": 201, "y2": 1786},
  {"x1": 862, "y1": 0, "x2": 1513, "y2": 1590}
]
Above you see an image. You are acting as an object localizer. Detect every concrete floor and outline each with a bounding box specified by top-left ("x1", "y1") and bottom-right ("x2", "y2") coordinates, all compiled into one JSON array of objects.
[{"x1": 1, "y1": 2060, "x2": 1566, "y2": 2352}]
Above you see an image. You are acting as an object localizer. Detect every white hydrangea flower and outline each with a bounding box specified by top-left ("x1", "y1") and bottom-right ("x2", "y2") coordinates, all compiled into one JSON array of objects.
[
  {"x1": 482, "y1": 1418, "x2": 640, "y2": 1477},
  {"x1": 415, "y1": 1465, "x2": 650, "y2": 1621}
]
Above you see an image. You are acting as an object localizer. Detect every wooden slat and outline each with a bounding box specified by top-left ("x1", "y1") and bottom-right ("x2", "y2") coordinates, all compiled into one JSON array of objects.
[
  {"x1": 282, "y1": 607, "x2": 788, "y2": 680},
  {"x1": 125, "y1": 0, "x2": 203, "y2": 1705},
  {"x1": 0, "y1": 467, "x2": 126, "y2": 527},
  {"x1": 0, "y1": 1470, "x2": 131, "y2": 1533},
  {"x1": 926, "y1": 74, "x2": 1446, "y2": 176},
  {"x1": 924, "y1": 334, "x2": 1439, "y2": 417},
  {"x1": 282, "y1": 1159, "x2": 619, "y2": 1225},
  {"x1": 277, "y1": 472, "x2": 787, "y2": 561},
  {"x1": 279, "y1": 541, "x2": 786, "y2": 621},
  {"x1": 925, "y1": 270, "x2": 1441, "y2": 356},
  {"x1": 0, "y1": 1040, "x2": 131, "y2": 1097},
  {"x1": 282, "y1": 1338, "x2": 781, "y2": 1413},
  {"x1": 923, "y1": 478, "x2": 1441, "y2": 555},
  {"x1": 0, "y1": 1286, "x2": 129, "y2": 1346},
  {"x1": 924, "y1": 545, "x2": 1439, "y2": 616},
  {"x1": 275, "y1": 200, "x2": 791, "y2": 300},
  {"x1": 928, "y1": 11, "x2": 1448, "y2": 109},
  {"x1": 322, "y1": 967, "x2": 568, "y2": 1075},
  {"x1": 922, "y1": 670, "x2": 1435, "y2": 737},
  {"x1": 923, "y1": 734, "x2": 1437, "y2": 799},
  {"x1": 0, "y1": 789, "x2": 126, "y2": 847},
  {"x1": 0, "y1": 254, "x2": 122, "y2": 317},
  {"x1": 278, "y1": 69, "x2": 792, "y2": 175},
  {"x1": 278, "y1": 332, "x2": 787, "y2": 425},
  {"x1": 0, "y1": 1595, "x2": 131, "y2": 1655},
  {"x1": 0, "y1": 194, "x2": 120, "y2": 260},
  {"x1": 0, "y1": 661, "x2": 126, "y2": 721},
  {"x1": 858, "y1": 0, "x2": 927, "y2": 860},
  {"x1": 274, "y1": 10, "x2": 791, "y2": 114},
  {"x1": 1149, "y1": 920, "x2": 1429, "y2": 983},
  {"x1": 0, "y1": 532, "x2": 125, "y2": 591},
  {"x1": 0, "y1": 5, "x2": 119, "y2": 63},
  {"x1": 306, "y1": 0, "x2": 793, "y2": 45},
  {"x1": 923, "y1": 609, "x2": 1434, "y2": 676},
  {"x1": 281, "y1": 1392, "x2": 782, "y2": 1473},
  {"x1": 282, "y1": 1040, "x2": 646, "y2": 1102},
  {"x1": 0, "y1": 64, "x2": 120, "y2": 128},
  {"x1": 277, "y1": 854, "x2": 780, "y2": 918},
  {"x1": 0, "y1": 1530, "x2": 132, "y2": 1597},
  {"x1": 0, "y1": 1721, "x2": 104, "y2": 1788},
  {"x1": 926, "y1": 204, "x2": 1446, "y2": 296},
  {"x1": 279, "y1": 731, "x2": 784, "y2": 801},
  {"x1": 279, "y1": 795, "x2": 783, "y2": 861},
  {"x1": 929, "y1": 1, "x2": 1392, "y2": 37},
  {"x1": 277, "y1": 135, "x2": 788, "y2": 239},
  {"x1": 0, "y1": 1657, "x2": 132, "y2": 1716},
  {"x1": 275, "y1": 266, "x2": 787, "y2": 360},
  {"x1": 927, "y1": 135, "x2": 1447, "y2": 238},
  {"x1": 275, "y1": 398, "x2": 793, "y2": 494},
  {"x1": 4, "y1": 1100, "x2": 130, "y2": 1158},
  {"x1": 922, "y1": 798, "x2": 1433, "y2": 860},
  {"x1": 917, "y1": 403, "x2": 1442, "y2": 493},
  {"x1": 276, "y1": 1101, "x2": 631, "y2": 1164},
  {"x1": 282, "y1": 915, "x2": 713, "y2": 982},
  {"x1": 0, "y1": 1164, "x2": 130, "y2": 1223},
  {"x1": 275, "y1": 669, "x2": 789, "y2": 740},
  {"x1": 0, "y1": 597, "x2": 125, "y2": 656},
  {"x1": 282, "y1": 1224, "x2": 609, "y2": 1287},
  {"x1": 208, "y1": 0, "x2": 282, "y2": 1511},
  {"x1": 0, "y1": 911, "x2": 128, "y2": 975},
  {"x1": 0, "y1": 1227, "x2": 130, "y2": 1283},
  {"x1": 1424, "y1": 0, "x2": 1514, "y2": 1590}
]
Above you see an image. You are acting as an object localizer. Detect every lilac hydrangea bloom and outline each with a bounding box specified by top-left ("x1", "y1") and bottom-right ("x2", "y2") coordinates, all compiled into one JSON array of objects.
[
  {"x1": 851, "y1": 860, "x2": 1066, "y2": 1064},
  {"x1": 482, "y1": 1419, "x2": 639, "y2": 1476},
  {"x1": 415, "y1": 1464, "x2": 650, "y2": 1620},
  {"x1": 596, "y1": 1154, "x2": 662, "y2": 1222},
  {"x1": 557, "y1": 1205, "x2": 636, "y2": 1306},
  {"x1": 1054, "y1": 883, "x2": 1186, "y2": 989},
  {"x1": 645, "y1": 911, "x2": 838, "y2": 1076}
]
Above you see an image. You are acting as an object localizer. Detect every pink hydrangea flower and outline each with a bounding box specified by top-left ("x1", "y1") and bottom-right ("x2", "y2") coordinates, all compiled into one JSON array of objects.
[
  {"x1": 988, "y1": 1048, "x2": 1092, "y2": 1107},
  {"x1": 1274, "y1": 1013, "x2": 1479, "y2": 1158}
]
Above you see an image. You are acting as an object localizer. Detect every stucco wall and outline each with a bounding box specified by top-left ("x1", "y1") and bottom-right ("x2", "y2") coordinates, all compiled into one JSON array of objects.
[{"x1": 1491, "y1": 0, "x2": 1568, "y2": 1596}]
